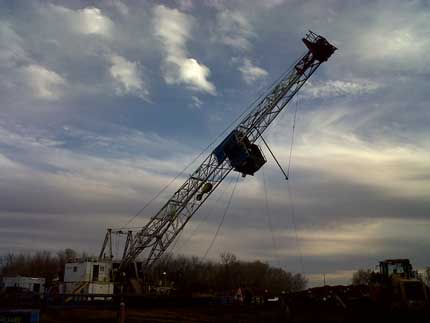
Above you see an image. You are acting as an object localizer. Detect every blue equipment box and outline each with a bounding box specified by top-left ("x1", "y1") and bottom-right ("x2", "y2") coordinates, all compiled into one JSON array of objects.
[{"x1": 0, "y1": 309, "x2": 39, "y2": 323}]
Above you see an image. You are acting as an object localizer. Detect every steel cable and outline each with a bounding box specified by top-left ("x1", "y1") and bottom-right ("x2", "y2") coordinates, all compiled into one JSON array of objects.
[
  {"x1": 201, "y1": 174, "x2": 240, "y2": 260},
  {"x1": 262, "y1": 168, "x2": 280, "y2": 267}
]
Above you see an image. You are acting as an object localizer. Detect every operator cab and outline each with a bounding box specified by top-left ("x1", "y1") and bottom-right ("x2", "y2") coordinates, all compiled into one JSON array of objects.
[{"x1": 379, "y1": 259, "x2": 414, "y2": 279}]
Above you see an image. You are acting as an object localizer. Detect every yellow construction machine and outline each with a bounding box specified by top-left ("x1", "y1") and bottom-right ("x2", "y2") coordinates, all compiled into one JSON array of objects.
[{"x1": 369, "y1": 259, "x2": 429, "y2": 313}]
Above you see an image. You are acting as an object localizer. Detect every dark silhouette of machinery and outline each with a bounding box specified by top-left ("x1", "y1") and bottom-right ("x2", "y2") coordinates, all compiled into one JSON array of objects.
[{"x1": 369, "y1": 259, "x2": 429, "y2": 312}]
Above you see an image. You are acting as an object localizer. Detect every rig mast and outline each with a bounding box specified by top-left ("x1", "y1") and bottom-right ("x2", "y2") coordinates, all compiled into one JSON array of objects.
[{"x1": 101, "y1": 31, "x2": 336, "y2": 275}]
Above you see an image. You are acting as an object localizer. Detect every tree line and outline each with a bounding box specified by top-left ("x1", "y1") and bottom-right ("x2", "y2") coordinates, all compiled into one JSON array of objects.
[
  {"x1": 1, "y1": 248, "x2": 81, "y2": 284},
  {"x1": 151, "y1": 252, "x2": 307, "y2": 294},
  {"x1": 1, "y1": 250, "x2": 307, "y2": 294}
]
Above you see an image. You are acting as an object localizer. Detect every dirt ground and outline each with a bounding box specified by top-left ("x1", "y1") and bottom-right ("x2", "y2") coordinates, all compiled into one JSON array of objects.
[
  {"x1": 39, "y1": 304, "x2": 430, "y2": 323},
  {"x1": 40, "y1": 304, "x2": 295, "y2": 323},
  {"x1": 40, "y1": 305, "x2": 352, "y2": 323}
]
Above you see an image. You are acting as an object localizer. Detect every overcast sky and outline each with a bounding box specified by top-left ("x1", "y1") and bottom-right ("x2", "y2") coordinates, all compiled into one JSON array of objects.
[{"x1": 0, "y1": 0, "x2": 429, "y2": 287}]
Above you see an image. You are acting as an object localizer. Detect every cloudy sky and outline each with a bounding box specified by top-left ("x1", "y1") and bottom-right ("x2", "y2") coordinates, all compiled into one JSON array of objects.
[{"x1": 0, "y1": 0, "x2": 429, "y2": 286}]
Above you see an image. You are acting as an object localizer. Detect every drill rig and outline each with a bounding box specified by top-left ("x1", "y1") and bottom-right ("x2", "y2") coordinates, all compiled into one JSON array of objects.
[{"x1": 99, "y1": 31, "x2": 336, "y2": 290}]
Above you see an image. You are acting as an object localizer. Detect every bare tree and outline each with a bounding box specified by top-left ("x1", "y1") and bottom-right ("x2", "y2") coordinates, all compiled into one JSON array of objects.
[
  {"x1": 352, "y1": 269, "x2": 372, "y2": 285},
  {"x1": 220, "y1": 252, "x2": 237, "y2": 266},
  {"x1": 1, "y1": 249, "x2": 80, "y2": 284},
  {"x1": 2, "y1": 249, "x2": 308, "y2": 293},
  {"x1": 153, "y1": 252, "x2": 308, "y2": 294}
]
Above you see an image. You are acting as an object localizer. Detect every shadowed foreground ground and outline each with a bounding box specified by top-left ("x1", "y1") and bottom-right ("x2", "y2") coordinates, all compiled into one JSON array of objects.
[
  {"x1": 39, "y1": 304, "x2": 429, "y2": 323},
  {"x1": 41, "y1": 305, "x2": 289, "y2": 323}
]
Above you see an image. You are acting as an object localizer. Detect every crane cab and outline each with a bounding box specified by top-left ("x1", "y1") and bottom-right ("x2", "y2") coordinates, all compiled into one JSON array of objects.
[{"x1": 213, "y1": 130, "x2": 266, "y2": 176}]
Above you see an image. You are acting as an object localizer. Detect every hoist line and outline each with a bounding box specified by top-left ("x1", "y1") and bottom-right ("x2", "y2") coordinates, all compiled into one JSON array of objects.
[
  {"x1": 162, "y1": 177, "x2": 232, "y2": 267},
  {"x1": 286, "y1": 180, "x2": 305, "y2": 276},
  {"x1": 287, "y1": 95, "x2": 299, "y2": 178},
  {"x1": 119, "y1": 52, "x2": 306, "y2": 230},
  {"x1": 172, "y1": 180, "x2": 231, "y2": 255},
  {"x1": 262, "y1": 168, "x2": 280, "y2": 268},
  {"x1": 282, "y1": 95, "x2": 304, "y2": 275},
  {"x1": 202, "y1": 174, "x2": 240, "y2": 260}
]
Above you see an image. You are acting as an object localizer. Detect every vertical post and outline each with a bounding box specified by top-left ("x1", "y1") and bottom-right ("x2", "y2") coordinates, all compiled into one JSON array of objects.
[
  {"x1": 122, "y1": 231, "x2": 133, "y2": 260},
  {"x1": 99, "y1": 230, "x2": 109, "y2": 260},
  {"x1": 108, "y1": 228, "x2": 113, "y2": 259},
  {"x1": 118, "y1": 302, "x2": 126, "y2": 323},
  {"x1": 132, "y1": 262, "x2": 139, "y2": 280}
]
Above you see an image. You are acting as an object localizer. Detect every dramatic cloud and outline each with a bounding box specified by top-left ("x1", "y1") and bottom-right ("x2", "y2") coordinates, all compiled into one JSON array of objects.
[
  {"x1": 0, "y1": 122, "x2": 195, "y2": 215},
  {"x1": 356, "y1": 5, "x2": 430, "y2": 72},
  {"x1": 266, "y1": 98, "x2": 430, "y2": 205},
  {"x1": 0, "y1": 3, "x2": 155, "y2": 105},
  {"x1": 153, "y1": 4, "x2": 216, "y2": 94},
  {"x1": 21, "y1": 64, "x2": 66, "y2": 100},
  {"x1": 238, "y1": 58, "x2": 269, "y2": 84},
  {"x1": 302, "y1": 79, "x2": 381, "y2": 99},
  {"x1": 109, "y1": 54, "x2": 149, "y2": 99},
  {"x1": 1, "y1": 0, "x2": 429, "y2": 287},
  {"x1": 214, "y1": 9, "x2": 255, "y2": 51},
  {"x1": 189, "y1": 96, "x2": 203, "y2": 109},
  {"x1": 109, "y1": 0, "x2": 129, "y2": 16},
  {"x1": 213, "y1": 9, "x2": 268, "y2": 85},
  {"x1": 48, "y1": 5, "x2": 113, "y2": 37},
  {"x1": 0, "y1": 22, "x2": 28, "y2": 66}
]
